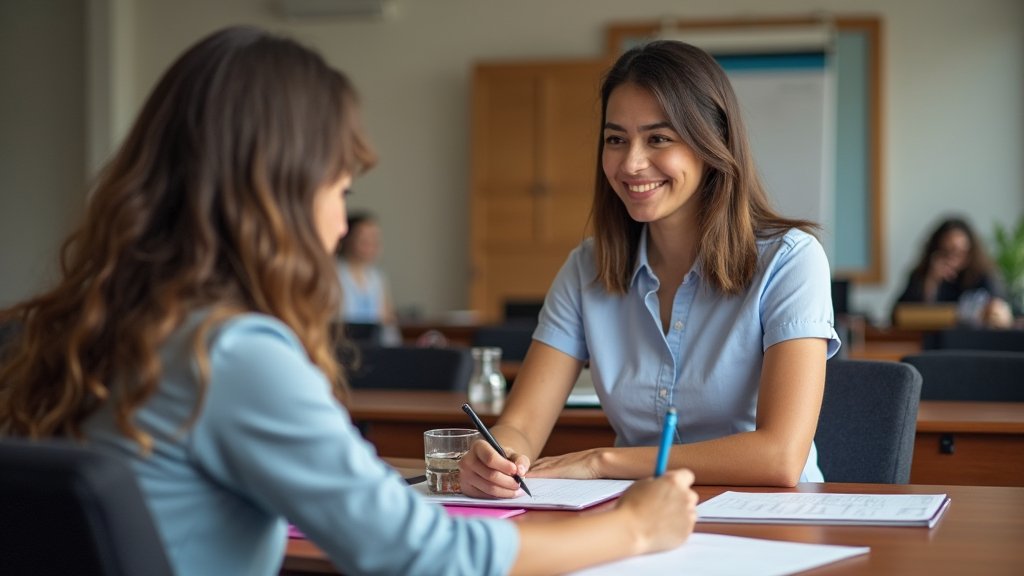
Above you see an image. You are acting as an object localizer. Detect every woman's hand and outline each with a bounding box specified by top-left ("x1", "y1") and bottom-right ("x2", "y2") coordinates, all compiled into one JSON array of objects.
[
  {"x1": 983, "y1": 297, "x2": 1014, "y2": 328},
  {"x1": 528, "y1": 448, "x2": 605, "y2": 479},
  {"x1": 458, "y1": 438, "x2": 530, "y2": 498},
  {"x1": 615, "y1": 468, "x2": 698, "y2": 554}
]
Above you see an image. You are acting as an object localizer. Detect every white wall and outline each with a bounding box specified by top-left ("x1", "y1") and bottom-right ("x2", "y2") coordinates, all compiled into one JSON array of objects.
[
  {"x1": 0, "y1": 0, "x2": 86, "y2": 306},
  {"x1": 5, "y1": 0, "x2": 1022, "y2": 324}
]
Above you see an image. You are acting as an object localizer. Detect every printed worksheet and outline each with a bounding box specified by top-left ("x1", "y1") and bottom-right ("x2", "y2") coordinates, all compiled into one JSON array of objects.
[{"x1": 697, "y1": 492, "x2": 950, "y2": 527}]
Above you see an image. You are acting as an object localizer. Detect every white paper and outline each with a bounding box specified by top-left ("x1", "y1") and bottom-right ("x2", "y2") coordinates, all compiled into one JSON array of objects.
[
  {"x1": 569, "y1": 533, "x2": 869, "y2": 576},
  {"x1": 697, "y1": 492, "x2": 950, "y2": 527},
  {"x1": 411, "y1": 477, "x2": 633, "y2": 510}
]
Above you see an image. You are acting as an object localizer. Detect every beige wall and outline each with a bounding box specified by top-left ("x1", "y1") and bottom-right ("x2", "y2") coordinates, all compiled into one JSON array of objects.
[
  {"x1": 4, "y1": 0, "x2": 1023, "y2": 323},
  {"x1": 0, "y1": 0, "x2": 87, "y2": 306}
]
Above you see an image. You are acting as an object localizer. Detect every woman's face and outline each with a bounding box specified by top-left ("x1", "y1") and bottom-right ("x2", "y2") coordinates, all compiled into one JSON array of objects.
[
  {"x1": 601, "y1": 83, "x2": 705, "y2": 227},
  {"x1": 346, "y1": 221, "x2": 382, "y2": 263},
  {"x1": 313, "y1": 172, "x2": 353, "y2": 252},
  {"x1": 932, "y1": 228, "x2": 972, "y2": 280}
]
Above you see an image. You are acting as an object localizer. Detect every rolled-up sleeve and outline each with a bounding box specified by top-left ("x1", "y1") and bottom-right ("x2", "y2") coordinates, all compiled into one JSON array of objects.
[{"x1": 759, "y1": 231, "x2": 842, "y2": 358}]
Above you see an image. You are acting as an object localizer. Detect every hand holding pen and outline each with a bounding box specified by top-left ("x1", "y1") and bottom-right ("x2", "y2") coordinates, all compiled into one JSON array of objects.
[{"x1": 461, "y1": 403, "x2": 533, "y2": 497}]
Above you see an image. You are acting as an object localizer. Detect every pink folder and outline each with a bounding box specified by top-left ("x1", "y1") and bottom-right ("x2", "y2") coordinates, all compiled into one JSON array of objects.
[
  {"x1": 288, "y1": 505, "x2": 526, "y2": 539},
  {"x1": 442, "y1": 505, "x2": 527, "y2": 519}
]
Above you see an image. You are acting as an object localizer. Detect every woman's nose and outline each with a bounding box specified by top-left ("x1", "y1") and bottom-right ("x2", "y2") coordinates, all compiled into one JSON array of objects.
[{"x1": 623, "y1": 143, "x2": 649, "y2": 174}]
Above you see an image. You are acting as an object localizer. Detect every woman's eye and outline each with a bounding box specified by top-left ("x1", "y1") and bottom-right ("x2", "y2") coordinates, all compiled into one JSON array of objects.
[
  {"x1": 650, "y1": 134, "x2": 672, "y2": 144},
  {"x1": 604, "y1": 135, "x2": 625, "y2": 145}
]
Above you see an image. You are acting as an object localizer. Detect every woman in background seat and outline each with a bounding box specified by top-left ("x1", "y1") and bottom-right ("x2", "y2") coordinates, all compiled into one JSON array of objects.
[{"x1": 892, "y1": 217, "x2": 1012, "y2": 328}]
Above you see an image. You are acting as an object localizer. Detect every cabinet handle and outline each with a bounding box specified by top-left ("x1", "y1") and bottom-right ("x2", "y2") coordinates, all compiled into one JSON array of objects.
[{"x1": 939, "y1": 434, "x2": 955, "y2": 455}]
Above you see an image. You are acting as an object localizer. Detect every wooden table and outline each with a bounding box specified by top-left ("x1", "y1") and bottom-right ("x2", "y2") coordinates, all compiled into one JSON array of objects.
[
  {"x1": 348, "y1": 391, "x2": 1024, "y2": 487},
  {"x1": 282, "y1": 459, "x2": 1024, "y2": 575}
]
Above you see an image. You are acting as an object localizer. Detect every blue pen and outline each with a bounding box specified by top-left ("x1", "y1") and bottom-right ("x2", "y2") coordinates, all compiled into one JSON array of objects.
[{"x1": 654, "y1": 407, "x2": 677, "y2": 477}]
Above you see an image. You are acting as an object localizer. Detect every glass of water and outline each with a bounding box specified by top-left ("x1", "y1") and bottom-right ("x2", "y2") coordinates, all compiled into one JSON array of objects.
[{"x1": 423, "y1": 428, "x2": 480, "y2": 494}]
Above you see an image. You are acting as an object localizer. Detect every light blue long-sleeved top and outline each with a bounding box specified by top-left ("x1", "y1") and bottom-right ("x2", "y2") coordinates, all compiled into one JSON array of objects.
[
  {"x1": 84, "y1": 313, "x2": 518, "y2": 575},
  {"x1": 534, "y1": 228, "x2": 841, "y2": 482},
  {"x1": 337, "y1": 261, "x2": 389, "y2": 323}
]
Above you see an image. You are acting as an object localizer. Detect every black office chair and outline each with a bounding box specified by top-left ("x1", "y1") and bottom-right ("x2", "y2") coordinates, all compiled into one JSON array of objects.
[
  {"x1": 342, "y1": 322, "x2": 383, "y2": 347},
  {"x1": 503, "y1": 299, "x2": 544, "y2": 324},
  {"x1": 902, "y1": 350, "x2": 1024, "y2": 401},
  {"x1": 0, "y1": 438, "x2": 173, "y2": 576},
  {"x1": 346, "y1": 345, "x2": 473, "y2": 391},
  {"x1": 921, "y1": 327, "x2": 1024, "y2": 352},
  {"x1": 814, "y1": 359, "x2": 923, "y2": 484},
  {"x1": 471, "y1": 323, "x2": 535, "y2": 362}
]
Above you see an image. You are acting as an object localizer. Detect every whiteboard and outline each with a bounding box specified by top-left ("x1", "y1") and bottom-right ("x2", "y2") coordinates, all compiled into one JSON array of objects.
[
  {"x1": 659, "y1": 28, "x2": 836, "y2": 258},
  {"x1": 723, "y1": 56, "x2": 835, "y2": 256}
]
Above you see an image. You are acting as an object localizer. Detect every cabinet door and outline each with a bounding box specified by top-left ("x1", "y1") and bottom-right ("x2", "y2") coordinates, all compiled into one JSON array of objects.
[
  {"x1": 535, "y1": 63, "x2": 604, "y2": 246},
  {"x1": 470, "y1": 60, "x2": 607, "y2": 321}
]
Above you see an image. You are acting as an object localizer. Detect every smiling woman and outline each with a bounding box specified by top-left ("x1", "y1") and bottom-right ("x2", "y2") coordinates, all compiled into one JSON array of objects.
[{"x1": 459, "y1": 40, "x2": 842, "y2": 497}]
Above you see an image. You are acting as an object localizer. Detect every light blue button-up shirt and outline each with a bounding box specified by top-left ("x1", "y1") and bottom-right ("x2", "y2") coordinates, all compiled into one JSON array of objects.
[
  {"x1": 534, "y1": 227, "x2": 840, "y2": 482},
  {"x1": 84, "y1": 313, "x2": 518, "y2": 576},
  {"x1": 337, "y1": 262, "x2": 388, "y2": 323}
]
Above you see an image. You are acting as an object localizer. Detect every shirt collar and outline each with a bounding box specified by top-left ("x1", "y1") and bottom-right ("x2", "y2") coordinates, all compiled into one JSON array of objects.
[
  {"x1": 630, "y1": 225, "x2": 654, "y2": 288},
  {"x1": 629, "y1": 224, "x2": 704, "y2": 288}
]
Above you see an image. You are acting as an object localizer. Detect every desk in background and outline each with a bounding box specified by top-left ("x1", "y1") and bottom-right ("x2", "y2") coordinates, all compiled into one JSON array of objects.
[
  {"x1": 348, "y1": 390, "x2": 1024, "y2": 487},
  {"x1": 351, "y1": 390, "x2": 613, "y2": 459},
  {"x1": 281, "y1": 458, "x2": 1024, "y2": 576},
  {"x1": 914, "y1": 401, "x2": 1024, "y2": 487}
]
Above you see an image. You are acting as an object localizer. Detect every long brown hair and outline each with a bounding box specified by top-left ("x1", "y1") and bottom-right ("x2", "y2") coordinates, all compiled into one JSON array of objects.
[
  {"x1": 592, "y1": 40, "x2": 816, "y2": 295},
  {"x1": 0, "y1": 26, "x2": 375, "y2": 450}
]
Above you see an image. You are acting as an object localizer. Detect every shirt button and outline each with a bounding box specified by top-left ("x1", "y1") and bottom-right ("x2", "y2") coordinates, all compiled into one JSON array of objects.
[
  {"x1": 659, "y1": 388, "x2": 668, "y2": 398},
  {"x1": 673, "y1": 320, "x2": 684, "y2": 331}
]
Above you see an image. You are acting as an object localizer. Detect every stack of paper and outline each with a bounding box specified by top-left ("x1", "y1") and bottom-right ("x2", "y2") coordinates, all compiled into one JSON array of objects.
[
  {"x1": 697, "y1": 491, "x2": 951, "y2": 528},
  {"x1": 568, "y1": 533, "x2": 869, "y2": 576}
]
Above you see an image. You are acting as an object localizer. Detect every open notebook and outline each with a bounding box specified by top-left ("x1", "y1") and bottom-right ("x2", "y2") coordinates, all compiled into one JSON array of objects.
[{"x1": 411, "y1": 477, "x2": 632, "y2": 510}]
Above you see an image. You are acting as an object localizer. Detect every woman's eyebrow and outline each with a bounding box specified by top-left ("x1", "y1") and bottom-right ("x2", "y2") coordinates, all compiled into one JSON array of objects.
[{"x1": 603, "y1": 121, "x2": 674, "y2": 132}]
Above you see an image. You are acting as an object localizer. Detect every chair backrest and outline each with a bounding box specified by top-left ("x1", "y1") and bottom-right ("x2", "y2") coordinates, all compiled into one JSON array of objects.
[
  {"x1": 0, "y1": 439, "x2": 173, "y2": 576},
  {"x1": 347, "y1": 345, "x2": 473, "y2": 391},
  {"x1": 503, "y1": 299, "x2": 544, "y2": 324},
  {"x1": 471, "y1": 323, "x2": 535, "y2": 362},
  {"x1": 901, "y1": 350, "x2": 1024, "y2": 401},
  {"x1": 814, "y1": 359, "x2": 922, "y2": 484},
  {"x1": 343, "y1": 322, "x2": 383, "y2": 347},
  {"x1": 922, "y1": 327, "x2": 1024, "y2": 352}
]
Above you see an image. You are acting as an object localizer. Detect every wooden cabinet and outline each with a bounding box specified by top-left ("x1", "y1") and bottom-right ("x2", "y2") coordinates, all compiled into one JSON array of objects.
[{"x1": 469, "y1": 59, "x2": 609, "y2": 321}]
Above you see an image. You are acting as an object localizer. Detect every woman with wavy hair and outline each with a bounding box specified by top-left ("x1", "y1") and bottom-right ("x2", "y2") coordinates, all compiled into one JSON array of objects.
[
  {"x1": 461, "y1": 40, "x2": 841, "y2": 496},
  {"x1": 892, "y1": 216, "x2": 1012, "y2": 327},
  {"x1": 0, "y1": 27, "x2": 697, "y2": 576}
]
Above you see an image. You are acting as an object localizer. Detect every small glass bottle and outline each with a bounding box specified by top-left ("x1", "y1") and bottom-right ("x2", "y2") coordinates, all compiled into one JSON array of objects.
[{"x1": 467, "y1": 346, "x2": 507, "y2": 409}]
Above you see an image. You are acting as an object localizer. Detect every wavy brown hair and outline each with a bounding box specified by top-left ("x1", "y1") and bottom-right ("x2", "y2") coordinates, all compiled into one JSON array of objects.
[
  {"x1": 0, "y1": 27, "x2": 375, "y2": 450},
  {"x1": 592, "y1": 40, "x2": 817, "y2": 295}
]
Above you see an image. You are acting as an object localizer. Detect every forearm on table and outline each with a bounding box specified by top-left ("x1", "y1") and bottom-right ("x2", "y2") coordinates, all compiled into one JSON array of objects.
[
  {"x1": 510, "y1": 508, "x2": 641, "y2": 576},
  {"x1": 596, "y1": 430, "x2": 810, "y2": 486}
]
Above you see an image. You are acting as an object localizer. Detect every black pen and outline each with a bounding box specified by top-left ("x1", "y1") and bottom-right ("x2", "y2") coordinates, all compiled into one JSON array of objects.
[{"x1": 461, "y1": 403, "x2": 533, "y2": 497}]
